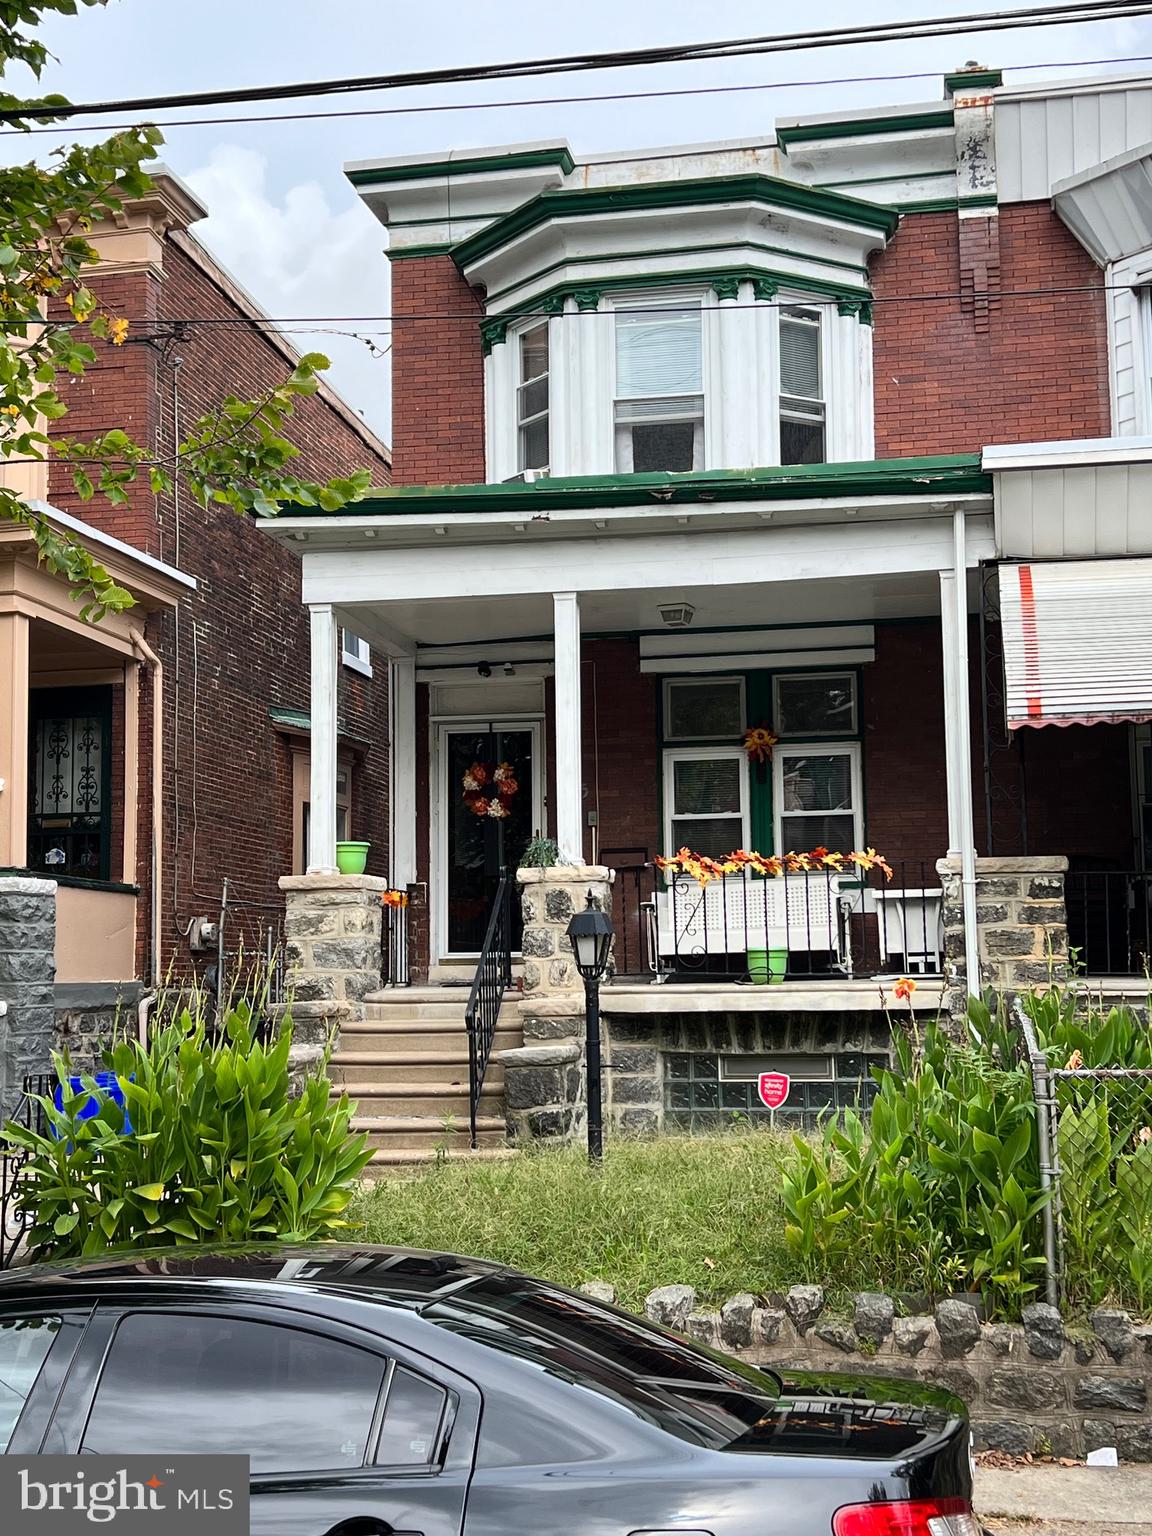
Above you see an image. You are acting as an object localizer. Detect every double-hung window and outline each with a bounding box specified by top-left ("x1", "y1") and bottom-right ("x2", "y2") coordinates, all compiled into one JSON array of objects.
[
  {"x1": 779, "y1": 306, "x2": 826, "y2": 465},
  {"x1": 517, "y1": 322, "x2": 550, "y2": 473},
  {"x1": 774, "y1": 742, "x2": 862, "y2": 854},
  {"x1": 342, "y1": 629, "x2": 372, "y2": 675},
  {"x1": 664, "y1": 747, "x2": 749, "y2": 859},
  {"x1": 614, "y1": 299, "x2": 704, "y2": 473}
]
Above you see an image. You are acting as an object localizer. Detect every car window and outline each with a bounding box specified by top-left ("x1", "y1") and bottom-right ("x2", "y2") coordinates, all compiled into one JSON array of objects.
[
  {"x1": 0, "y1": 1317, "x2": 60, "y2": 1451},
  {"x1": 375, "y1": 1366, "x2": 447, "y2": 1467},
  {"x1": 80, "y1": 1313, "x2": 386, "y2": 1474}
]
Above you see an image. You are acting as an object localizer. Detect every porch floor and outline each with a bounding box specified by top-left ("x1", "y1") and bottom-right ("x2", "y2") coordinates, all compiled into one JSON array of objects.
[{"x1": 600, "y1": 979, "x2": 943, "y2": 1013}]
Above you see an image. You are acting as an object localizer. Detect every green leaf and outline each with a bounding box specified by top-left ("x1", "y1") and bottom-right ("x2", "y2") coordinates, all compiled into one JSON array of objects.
[
  {"x1": 53, "y1": 1212, "x2": 79, "y2": 1236},
  {"x1": 132, "y1": 1182, "x2": 165, "y2": 1201}
]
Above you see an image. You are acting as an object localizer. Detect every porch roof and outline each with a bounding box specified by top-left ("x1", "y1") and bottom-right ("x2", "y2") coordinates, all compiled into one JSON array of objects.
[{"x1": 267, "y1": 454, "x2": 989, "y2": 524}]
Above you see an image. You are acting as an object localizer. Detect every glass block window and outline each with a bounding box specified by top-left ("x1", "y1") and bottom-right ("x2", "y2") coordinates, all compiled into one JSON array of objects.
[
  {"x1": 663, "y1": 677, "x2": 745, "y2": 741},
  {"x1": 664, "y1": 1051, "x2": 886, "y2": 1131},
  {"x1": 28, "y1": 686, "x2": 113, "y2": 881},
  {"x1": 773, "y1": 672, "x2": 857, "y2": 737}
]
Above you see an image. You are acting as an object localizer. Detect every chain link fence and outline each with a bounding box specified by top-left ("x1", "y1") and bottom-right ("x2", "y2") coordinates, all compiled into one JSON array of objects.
[{"x1": 1018, "y1": 1006, "x2": 1152, "y2": 1313}]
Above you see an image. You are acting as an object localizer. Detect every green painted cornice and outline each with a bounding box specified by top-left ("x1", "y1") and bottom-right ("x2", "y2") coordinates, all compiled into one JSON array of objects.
[
  {"x1": 776, "y1": 110, "x2": 954, "y2": 147},
  {"x1": 452, "y1": 174, "x2": 899, "y2": 272},
  {"x1": 944, "y1": 69, "x2": 1003, "y2": 92},
  {"x1": 285, "y1": 455, "x2": 989, "y2": 520},
  {"x1": 347, "y1": 145, "x2": 575, "y2": 189}
]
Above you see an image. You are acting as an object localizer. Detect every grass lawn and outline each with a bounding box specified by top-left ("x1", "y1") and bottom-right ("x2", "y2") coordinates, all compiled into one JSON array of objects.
[{"x1": 351, "y1": 1130, "x2": 799, "y2": 1310}]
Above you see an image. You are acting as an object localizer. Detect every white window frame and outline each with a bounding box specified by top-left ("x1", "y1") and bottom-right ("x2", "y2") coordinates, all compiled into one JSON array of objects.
[
  {"x1": 778, "y1": 303, "x2": 827, "y2": 466},
  {"x1": 773, "y1": 740, "x2": 863, "y2": 854},
  {"x1": 772, "y1": 671, "x2": 858, "y2": 738},
  {"x1": 342, "y1": 629, "x2": 372, "y2": 677},
  {"x1": 662, "y1": 745, "x2": 750, "y2": 858},
  {"x1": 663, "y1": 675, "x2": 746, "y2": 742},
  {"x1": 516, "y1": 320, "x2": 550, "y2": 474},
  {"x1": 610, "y1": 290, "x2": 708, "y2": 475}
]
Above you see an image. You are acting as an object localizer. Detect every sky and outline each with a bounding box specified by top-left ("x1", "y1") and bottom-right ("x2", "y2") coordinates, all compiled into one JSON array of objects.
[{"x1": 9, "y1": 0, "x2": 1152, "y2": 442}]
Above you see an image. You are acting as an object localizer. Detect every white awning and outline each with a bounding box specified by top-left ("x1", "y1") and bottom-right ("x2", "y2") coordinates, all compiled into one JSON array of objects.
[{"x1": 999, "y1": 558, "x2": 1152, "y2": 729}]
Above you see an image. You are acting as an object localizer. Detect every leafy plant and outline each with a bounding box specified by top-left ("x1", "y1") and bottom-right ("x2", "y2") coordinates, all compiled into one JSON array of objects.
[
  {"x1": 520, "y1": 835, "x2": 570, "y2": 869},
  {"x1": 3, "y1": 999, "x2": 372, "y2": 1259}
]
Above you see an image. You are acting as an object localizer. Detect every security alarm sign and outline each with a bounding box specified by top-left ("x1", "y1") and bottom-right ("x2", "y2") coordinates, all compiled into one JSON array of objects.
[{"x1": 757, "y1": 1072, "x2": 791, "y2": 1110}]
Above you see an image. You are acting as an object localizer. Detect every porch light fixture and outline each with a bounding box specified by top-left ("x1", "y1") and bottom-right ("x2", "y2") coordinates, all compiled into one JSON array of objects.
[
  {"x1": 658, "y1": 602, "x2": 695, "y2": 628},
  {"x1": 567, "y1": 893, "x2": 615, "y2": 1163}
]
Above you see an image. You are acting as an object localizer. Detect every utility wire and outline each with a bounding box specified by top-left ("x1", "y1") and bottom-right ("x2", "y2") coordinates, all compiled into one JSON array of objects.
[
  {"x1": 3, "y1": 0, "x2": 1151, "y2": 124},
  {"x1": 5, "y1": 52, "x2": 1152, "y2": 136}
]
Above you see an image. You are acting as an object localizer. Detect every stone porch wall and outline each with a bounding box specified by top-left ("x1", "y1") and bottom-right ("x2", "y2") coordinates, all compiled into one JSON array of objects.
[
  {"x1": 587, "y1": 1281, "x2": 1152, "y2": 1462},
  {"x1": 938, "y1": 855, "x2": 1069, "y2": 1016},
  {"x1": 279, "y1": 874, "x2": 386, "y2": 1021}
]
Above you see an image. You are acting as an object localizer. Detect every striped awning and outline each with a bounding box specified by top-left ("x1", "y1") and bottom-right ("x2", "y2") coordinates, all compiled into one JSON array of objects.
[{"x1": 999, "y1": 559, "x2": 1152, "y2": 729}]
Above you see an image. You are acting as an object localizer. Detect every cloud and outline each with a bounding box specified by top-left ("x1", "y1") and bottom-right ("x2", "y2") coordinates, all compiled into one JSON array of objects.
[{"x1": 184, "y1": 145, "x2": 392, "y2": 440}]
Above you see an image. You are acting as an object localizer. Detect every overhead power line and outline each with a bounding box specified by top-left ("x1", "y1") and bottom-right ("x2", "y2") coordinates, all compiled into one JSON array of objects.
[
  {"x1": 3, "y1": 0, "x2": 1151, "y2": 124},
  {"x1": 6, "y1": 51, "x2": 1152, "y2": 137}
]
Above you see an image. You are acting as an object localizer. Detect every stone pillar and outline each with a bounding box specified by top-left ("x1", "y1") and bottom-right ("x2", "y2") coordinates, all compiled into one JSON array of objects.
[
  {"x1": 937, "y1": 856, "x2": 1068, "y2": 1014},
  {"x1": 0, "y1": 876, "x2": 57, "y2": 1120},
  {"x1": 501, "y1": 864, "x2": 614, "y2": 1144},
  {"x1": 279, "y1": 874, "x2": 387, "y2": 1030}
]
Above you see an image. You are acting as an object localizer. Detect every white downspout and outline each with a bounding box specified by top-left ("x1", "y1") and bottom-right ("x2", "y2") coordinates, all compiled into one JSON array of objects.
[
  {"x1": 951, "y1": 510, "x2": 982, "y2": 1003},
  {"x1": 130, "y1": 629, "x2": 163, "y2": 989}
]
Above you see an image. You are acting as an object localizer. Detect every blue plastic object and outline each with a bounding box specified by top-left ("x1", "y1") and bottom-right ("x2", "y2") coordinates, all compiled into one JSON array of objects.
[{"x1": 51, "y1": 1072, "x2": 133, "y2": 1138}]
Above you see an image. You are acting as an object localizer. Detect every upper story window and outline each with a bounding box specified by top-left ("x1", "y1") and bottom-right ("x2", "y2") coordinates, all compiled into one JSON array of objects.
[
  {"x1": 779, "y1": 306, "x2": 825, "y2": 465},
  {"x1": 614, "y1": 299, "x2": 704, "y2": 473},
  {"x1": 518, "y1": 322, "x2": 550, "y2": 473}
]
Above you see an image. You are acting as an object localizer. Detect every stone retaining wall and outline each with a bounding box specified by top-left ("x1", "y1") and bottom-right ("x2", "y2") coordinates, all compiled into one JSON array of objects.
[{"x1": 586, "y1": 1282, "x2": 1152, "y2": 1461}]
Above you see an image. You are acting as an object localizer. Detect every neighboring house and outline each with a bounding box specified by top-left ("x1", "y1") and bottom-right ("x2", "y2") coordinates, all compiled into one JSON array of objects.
[{"x1": 0, "y1": 169, "x2": 391, "y2": 1092}]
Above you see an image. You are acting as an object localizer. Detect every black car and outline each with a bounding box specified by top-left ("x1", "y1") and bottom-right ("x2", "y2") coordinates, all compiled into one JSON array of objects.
[{"x1": 0, "y1": 1245, "x2": 980, "y2": 1536}]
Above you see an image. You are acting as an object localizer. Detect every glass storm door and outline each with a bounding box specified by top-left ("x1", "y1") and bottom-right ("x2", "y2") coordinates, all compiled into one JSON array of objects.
[{"x1": 443, "y1": 725, "x2": 536, "y2": 954}]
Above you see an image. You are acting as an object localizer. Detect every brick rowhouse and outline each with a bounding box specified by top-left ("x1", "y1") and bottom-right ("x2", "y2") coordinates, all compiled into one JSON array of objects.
[{"x1": 48, "y1": 222, "x2": 391, "y2": 979}]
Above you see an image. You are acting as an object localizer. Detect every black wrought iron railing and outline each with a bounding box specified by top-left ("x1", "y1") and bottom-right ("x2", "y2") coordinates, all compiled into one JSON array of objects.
[
  {"x1": 1066, "y1": 869, "x2": 1152, "y2": 979},
  {"x1": 464, "y1": 872, "x2": 514, "y2": 1148},
  {"x1": 0, "y1": 1073, "x2": 54, "y2": 1270},
  {"x1": 622, "y1": 859, "x2": 943, "y2": 983}
]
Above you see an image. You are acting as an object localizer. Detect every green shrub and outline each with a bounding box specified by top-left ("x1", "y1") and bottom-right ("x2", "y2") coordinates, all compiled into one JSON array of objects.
[
  {"x1": 3, "y1": 999, "x2": 372, "y2": 1260},
  {"x1": 782, "y1": 1000, "x2": 1049, "y2": 1316}
]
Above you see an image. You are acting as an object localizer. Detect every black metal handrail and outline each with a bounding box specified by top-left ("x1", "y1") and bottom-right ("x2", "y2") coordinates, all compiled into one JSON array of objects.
[
  {"x1": 1, "y1": 1073, "x2": 55, "y2": 1270},
  {"x1": 464, "y1": 871, "x2": 514, "y2": 1149},
  {"x1": 1065, "y1": 869, "x2": 1152, "y2": 978}
]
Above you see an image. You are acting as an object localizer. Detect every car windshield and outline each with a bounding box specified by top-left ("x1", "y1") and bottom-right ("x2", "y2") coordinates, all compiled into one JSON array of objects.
[{"x1": 422, "y1": 1273, "x2": 783, "y2": 1451}]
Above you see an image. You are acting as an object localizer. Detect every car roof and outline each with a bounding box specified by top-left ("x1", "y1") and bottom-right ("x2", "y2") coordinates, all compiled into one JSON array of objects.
[{"x1": 0, "y1": 1243, "x2": 511, "y2": 1307}]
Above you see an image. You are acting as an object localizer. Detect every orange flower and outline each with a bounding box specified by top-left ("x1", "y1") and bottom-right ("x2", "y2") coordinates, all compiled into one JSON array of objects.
[
  {"x1": 894, "y1": 977, "x2": 916, "y2": 1002},
  {"x1": 381, "y1": 890, "x2": 409, "y2": 909},
  {"x1": 742, "y1": 725, "x2": 779, "y2": 765}
]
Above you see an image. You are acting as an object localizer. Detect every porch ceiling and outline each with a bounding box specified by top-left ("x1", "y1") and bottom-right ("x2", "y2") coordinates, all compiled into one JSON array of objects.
[{"x1": 334, "y1": 568, "x2": 972, "y2": 650}]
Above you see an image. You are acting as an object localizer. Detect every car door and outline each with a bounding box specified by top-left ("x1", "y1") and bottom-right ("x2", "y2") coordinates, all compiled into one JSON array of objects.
[
  {"x1": 41, "y1": 1300, "x2": 478, "y2": 1536},
  {"x1": 0, "y1": 1299, "x2": 91, "y2": 1456}
]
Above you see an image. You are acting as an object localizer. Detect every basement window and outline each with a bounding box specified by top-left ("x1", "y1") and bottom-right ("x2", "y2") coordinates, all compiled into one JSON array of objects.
[{"x1": 665, "y1": 1051, "x2": 885, "y2": 1130}]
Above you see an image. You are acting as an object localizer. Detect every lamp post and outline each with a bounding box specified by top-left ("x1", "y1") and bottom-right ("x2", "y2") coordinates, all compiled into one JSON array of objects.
[{"x1": 567, "y1": 893, "x2": 615, "y2": 1163}]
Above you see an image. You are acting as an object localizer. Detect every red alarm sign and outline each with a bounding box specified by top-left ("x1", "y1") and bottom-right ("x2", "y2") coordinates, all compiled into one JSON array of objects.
[{"x1": 757, "y1": 1072, "x2": 791, "y2": 1110}]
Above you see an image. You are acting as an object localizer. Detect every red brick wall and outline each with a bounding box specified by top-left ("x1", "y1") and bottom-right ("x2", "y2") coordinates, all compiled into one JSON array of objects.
[
  {"x1": 1019, "y1": 725, "x2": 1133, "y2": 865},
  {"x1": 389, "y1": 256, "x2": 485, "y2": 485},
  {"x1": 47, "y1": 236, "x2": 391, "y2": 978},
  {"x1": 872, "y1": 205, "x2": 1111, "y2": 456}
]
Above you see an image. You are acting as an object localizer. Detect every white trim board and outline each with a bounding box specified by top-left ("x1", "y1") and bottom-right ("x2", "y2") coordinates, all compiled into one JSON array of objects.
[
  {"x1": 641, "y1": 647, "x2": 874, "y2": 674},
  {"x1": 640, "y1": 623, "x2": 874, "y2": 657}
]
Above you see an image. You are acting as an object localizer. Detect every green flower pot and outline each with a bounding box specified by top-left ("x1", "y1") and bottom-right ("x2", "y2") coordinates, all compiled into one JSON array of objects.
[
  {"x1": 335, "y1": 841, "x2": 370, "y2": 875},
  {"x1": 747, "y1": 947, "x2": 788, "y2": 986}
]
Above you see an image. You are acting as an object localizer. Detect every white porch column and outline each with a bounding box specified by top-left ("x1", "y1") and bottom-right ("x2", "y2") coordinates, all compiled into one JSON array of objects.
[
  {"x1": 307, "y1": 603, "x2": 340, "y2": 874},
  {"x1": 553, "y1": 591, "x2": 584, "y2": 862},
  {"x1": 390, "y1": 655, "x2": 417, "y2": 888},
  {"x1": 939, "y1": 516, "x2": 981, "y2": 1001}
]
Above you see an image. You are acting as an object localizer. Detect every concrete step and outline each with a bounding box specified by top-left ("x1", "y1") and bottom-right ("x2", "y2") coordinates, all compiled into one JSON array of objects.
[
  {"x1": 340, "y1": 1024, "x2": 521, "y2": 1054},
  {"x1": 366, "y1": 1146, "x2": 518, "y2": 1177},
  {"x1": 364, "y1": 1002, "x2": 471, "y2": 1023},
  {"x1": 333, "y1": 1053, "x2": 504, "y2": 1087},
  {"x1": 352, "y1": 1115, "x2": 507, "y2": 1151},
  {"x1": 346, "y1": 1084, "x2": 502, "y2": 1118},
  {"x1": 366, "y1": 986, "x2": 474, "y2": 1004}
]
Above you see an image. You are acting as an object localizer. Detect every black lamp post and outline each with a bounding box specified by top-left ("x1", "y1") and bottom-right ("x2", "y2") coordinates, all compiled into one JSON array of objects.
[{"x1": 567, "y1": 893, "x2": 615, "y2": 1163}]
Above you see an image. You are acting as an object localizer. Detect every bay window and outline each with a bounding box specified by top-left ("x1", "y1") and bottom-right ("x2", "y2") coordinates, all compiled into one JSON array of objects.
[
  {"x1": 779, "y1": 306, "x2": 826, "y2": 465},
  {"x1": 664, "y1": 747, "x2": 749, "y2": 859},
  {"x1": 614, "y1": 299, "x2": 704, "y2": 473},
  {"x1": 517, "y1": 322, "x2": 550, "y2": 473}
]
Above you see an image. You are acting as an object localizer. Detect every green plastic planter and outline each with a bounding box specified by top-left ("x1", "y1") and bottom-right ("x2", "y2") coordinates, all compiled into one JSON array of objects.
[
  {"x1": 335, "y1": 841, "x2": 370, "y2": 875},
  {"x1": 747, "y1": 947, "x2": 788, "y2": 986}
]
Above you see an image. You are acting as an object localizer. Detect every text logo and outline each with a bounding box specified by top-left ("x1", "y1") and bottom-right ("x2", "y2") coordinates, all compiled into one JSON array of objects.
[
  {"x1": 0, "y1": 1457, "x2": 249, "y2": 1532},
  {"x1": 757, "y1": 1072, "x2": 791, "y2": 1109}
]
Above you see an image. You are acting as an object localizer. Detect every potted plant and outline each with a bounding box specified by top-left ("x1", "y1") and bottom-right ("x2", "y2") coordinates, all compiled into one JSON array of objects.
[{"x1": 335, "y1": 840, "x2": 371, "y2": 875}]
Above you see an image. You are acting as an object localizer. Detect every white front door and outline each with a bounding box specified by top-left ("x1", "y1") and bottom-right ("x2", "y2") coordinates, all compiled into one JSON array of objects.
[{"x1": 432, "y1": 719, "x2": 543, "y2": 958}]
